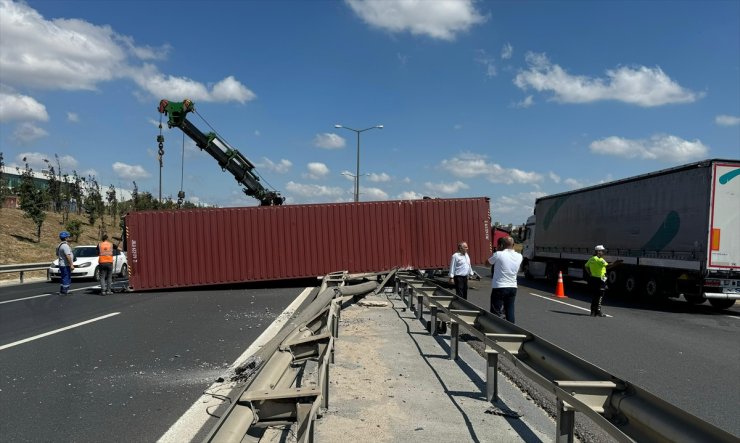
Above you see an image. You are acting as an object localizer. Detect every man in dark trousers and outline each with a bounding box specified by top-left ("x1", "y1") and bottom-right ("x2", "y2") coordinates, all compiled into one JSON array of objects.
[
  {"x1": 448, "y1": 241, "x2": 474, "y2": 299},
  {"x1": 56, "y1": 231, "x2": 74, "y2": 295},
  {"x1": 97, "y1": 233, "x2": 114, "y2": 295},
  {"x1": 584, "y1": 245, "x2": 622, "y2": 317}
]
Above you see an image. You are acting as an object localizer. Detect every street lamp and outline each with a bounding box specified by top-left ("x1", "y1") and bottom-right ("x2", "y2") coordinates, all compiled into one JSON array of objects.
[{"x1": 334, "y1": 124, "x2": 383, "y2": 202}]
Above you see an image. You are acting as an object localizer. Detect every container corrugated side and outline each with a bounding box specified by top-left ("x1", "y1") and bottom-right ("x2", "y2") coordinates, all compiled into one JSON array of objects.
[{"x1": 126, "y1": 197, "x2": 491, "y2": 291}]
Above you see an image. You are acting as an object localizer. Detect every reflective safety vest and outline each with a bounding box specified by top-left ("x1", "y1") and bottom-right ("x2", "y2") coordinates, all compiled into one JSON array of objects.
[{"x1": 98, "y1": 241, "x2": 114, "y2": 264}]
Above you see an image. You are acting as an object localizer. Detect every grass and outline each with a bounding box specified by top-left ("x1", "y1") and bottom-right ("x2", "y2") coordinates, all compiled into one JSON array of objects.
[{"x1": 0, "y1": 208, "x2": 122, "y2": 283}]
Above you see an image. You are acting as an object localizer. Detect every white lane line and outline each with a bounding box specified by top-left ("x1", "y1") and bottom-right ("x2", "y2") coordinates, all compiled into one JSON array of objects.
[
  {"x1": 0, "y1": 285, "x2": 96, "y2": 305},
  {"x1": 158, "y1": 286, "x2": 316, "y2": 443},
  {"x1": 528, "y1": 292, "x2": 613, "y2": 318},
  {"x1": 0, "y1": 312, "x2": 121, "y2": 351}
]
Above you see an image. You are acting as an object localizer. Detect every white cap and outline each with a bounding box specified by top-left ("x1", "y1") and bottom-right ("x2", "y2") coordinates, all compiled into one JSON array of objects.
[{"x1": 595, "y1": 245, "x2": 606, "y2": 251}]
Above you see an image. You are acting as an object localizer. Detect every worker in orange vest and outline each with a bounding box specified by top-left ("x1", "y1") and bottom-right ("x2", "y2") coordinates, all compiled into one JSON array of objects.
[{"x1": 97, "y1": 233, "x2": 114, "y2": 295}]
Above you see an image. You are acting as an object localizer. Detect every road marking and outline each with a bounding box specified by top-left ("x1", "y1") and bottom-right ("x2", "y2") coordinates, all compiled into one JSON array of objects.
[
  {"x1": 529, "y1": 292, "x2": 613, "y2": 318},
  {"x1": 0, "y1": 286, "x2": 96, "y2": 305},
  {"x1": 0, "y1": 312, "x2": 121, "y2": 351},
  {"x1": 158, "y1": 286, "x2": 316, "y2": 443}
]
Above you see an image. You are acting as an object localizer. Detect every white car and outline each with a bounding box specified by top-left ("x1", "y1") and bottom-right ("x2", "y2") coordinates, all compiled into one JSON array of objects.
[{"x1": 49, "y1": 245, "x2": 128, "y2": 280}]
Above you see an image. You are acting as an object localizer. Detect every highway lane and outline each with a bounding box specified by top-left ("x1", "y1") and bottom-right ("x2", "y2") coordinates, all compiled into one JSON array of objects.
[
  {"x1": 466, "y1": 266, "x2": 740, "y2": 437},
  {"x1": 0, "y1": 280, "x2": 311, "y2": 442}
]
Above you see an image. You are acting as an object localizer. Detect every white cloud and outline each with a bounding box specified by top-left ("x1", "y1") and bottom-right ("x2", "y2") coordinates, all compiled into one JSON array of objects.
[
  {"x1": 501, "y1": 42, "x2": 513, "y2": 60},
  {"x1": 403, "y1": 177, "x2": 412, "y2": 183},
  {"x1": 0, "y1": 91, "x2": 48, "y2": 122},
  {"x1": 256, "y1": 157, "x2": 292, "y2": 174},
  {"x1": 304, "y1": 162, "x2": 330, "y2": 179},
  {"x1": 367, "y1": 172, "x2": 391, "y2": 182},
  {"x1": 424, "y1": 180, "x2": 469, "y2": 194},
  {"x1": 83, "y1": 168, "x2": 98, "y2": 179},
  {"x1": 397, "y1": 190, "x2": 424, "y2": 200},
  {"x1": 512, "y1": 95, "x2": 534, "y2": 109},
  {"x1": 12, "y1": 123, "x2": 48, "y2": 144},
  {"x1": 548, "y1": 172, "x2": 561, "y2": 183},
  {"x1": 67, "y1": 112, "x2": 79, "y2": 122},
  {"x1": 314, "y1": 133, "x2": 346, "y2": 149},
  {"x1": 361, "y1": 186, "x2": 389, "y2": 200},
  {"x1": 0, "y1": 1, "x2": 253, "y2": 105},
  {"x1": 564, "y1": 178, "x2": 586, "y2": 189},
  {"x1": 514, "y1": 52, "x2": 700, "y2": 107},
  {"x1": 475, "y1": 49, "x2": 496, "y2": 77},
  {"x1": 131, "y1": 68, "x2": 256, "y2": 104},
  {"x1": 440, "y1": 153, "x2": 544, "y2": 184},
  {"x1": 397, "y1": 52, "x2": 409, "y2": 65},
  {"x1": 340, "y1": 170, "x2": 356, "y2": 181},
  {"x1": 15, "y1": 152, "x2": 78, "y2": 172},
  {"x1": 715, "y1": 114, "x2": 740, "y2": 126},
  {"x1": 345, "y1": 0, "x2": 487, "y2": 41},
  {"x1": 113, "y1": 161, "x2": 151, "y2": 180},
  {"x1": 285, "y1": 181, "x2": 346, "y2": 199},
  {"x1": 589, "y1": 134, "x2": 709, "y2": 162}
]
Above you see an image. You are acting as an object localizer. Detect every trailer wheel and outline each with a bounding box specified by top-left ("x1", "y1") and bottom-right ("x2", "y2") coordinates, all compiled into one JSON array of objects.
[
  {"x1": 645, "y1": 277, "x2": 661, "y2": 297},
  {"x1": 607, "y1": 270, "x2": 619, "y2": 286},
  {"x1": 624, "y1": 274, "x2": 639, "y2": 296},
  {"x1": 708, "y1": 299, "x2": 736, "y2": 310},
  {"x1": 523, "y1": 261, "x2": 533, "y2": 280}
]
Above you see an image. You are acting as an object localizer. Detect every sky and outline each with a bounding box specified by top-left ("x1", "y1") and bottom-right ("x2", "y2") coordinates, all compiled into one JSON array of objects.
[{"x1": 0, "y1": 0, "x2": 738, "y2": 225}]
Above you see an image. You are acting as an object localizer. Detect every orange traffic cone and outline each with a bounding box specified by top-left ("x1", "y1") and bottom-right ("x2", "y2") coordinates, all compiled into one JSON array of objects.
[{"x1": 554, "y1": 271, "x2": 567, "y2": 298}]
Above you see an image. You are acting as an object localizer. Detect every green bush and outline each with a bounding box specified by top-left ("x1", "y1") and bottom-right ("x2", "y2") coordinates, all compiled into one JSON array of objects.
[{"x1": 65, "y1": 219, "x2": 83, "y2": 241}]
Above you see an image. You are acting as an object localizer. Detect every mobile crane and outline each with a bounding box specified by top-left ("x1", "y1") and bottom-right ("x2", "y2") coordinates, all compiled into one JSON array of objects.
[{"x1": 157, "y1": 99, "x2": 285, "y2": 206}]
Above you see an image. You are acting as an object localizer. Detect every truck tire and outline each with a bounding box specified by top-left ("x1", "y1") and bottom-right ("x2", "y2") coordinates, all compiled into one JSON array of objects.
[
  {"x1": 607, "y1": 270, "x2": 619, "y2": 286},
  {"x1": 644, "y1": 277, "x2": 661, "y2": 298},
  {"x1": 708, "y1": 299, "x2": 736, "y2": 310},
  {"x1": 523, "y1": 261, "x2": 533, "y2": 280},
  {"x1": 93, "y1": 266, "x2": 100, "y2": 282},
  {"x1": 624, "y1": 274, "x2": 639, "y2": 297}
]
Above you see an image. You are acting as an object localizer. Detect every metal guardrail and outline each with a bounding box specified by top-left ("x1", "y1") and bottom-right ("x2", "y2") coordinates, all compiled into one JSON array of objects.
[
  {"x1": 203, "y1": 271, "x2": 379, "y2": 443},
  {"x1": 394, "y1": 271, "x2": 736, "y2": 443},
  {"x1": 0, "y1": 262, "x2": 49, "y2": 283}
]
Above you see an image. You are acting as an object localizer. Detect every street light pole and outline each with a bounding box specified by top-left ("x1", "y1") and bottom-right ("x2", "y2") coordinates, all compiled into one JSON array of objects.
[{"x1": 334, "y1": 124, "x2": 383, "y2": 202}]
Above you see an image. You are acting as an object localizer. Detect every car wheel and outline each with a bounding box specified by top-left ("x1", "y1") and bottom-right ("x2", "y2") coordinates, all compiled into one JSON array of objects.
[
  {"x1": 119, "y1": 264, "x2": 128, "y2": 278},
  {"x1": 645, "y1": 277, "x2": 661, "y2": 297},
  {"x1": 93, "y1": 266, "x2": 100, "y2": 281},
  {"x1": 624, "y1": 274, "x2": 639, "y2": 297}
]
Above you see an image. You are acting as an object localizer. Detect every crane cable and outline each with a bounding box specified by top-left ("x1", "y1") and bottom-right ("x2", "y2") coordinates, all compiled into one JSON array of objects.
[
  {"x1": 177, "y1": 131, "x2": 185, "y2": 207},
  {"x1": 192, "y1": 109, "x2": 281, "y2": 194}
]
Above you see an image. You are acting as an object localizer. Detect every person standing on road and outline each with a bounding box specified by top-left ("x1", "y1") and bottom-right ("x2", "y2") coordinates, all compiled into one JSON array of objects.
[
  {"x1": 56, "y1": 231, "x2": 74, "y2": 295},
  {"x1": 449, "y1": 241, "x2": 475, "y2": 299},
  {"x1": 584, "y1": 245, "x2": 622, "y2": 317},
  {"x1": 488, "y1": 236, "x2": 523, "y2": 323},
  {"x1": 97, "y1": 234, "x2": 114, "y2": 295}
]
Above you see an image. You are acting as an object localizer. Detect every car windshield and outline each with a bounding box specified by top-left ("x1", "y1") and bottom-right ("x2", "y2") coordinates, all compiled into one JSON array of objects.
[{"x1": 73, "y1": 247, "x2": 98, "y2": 258}]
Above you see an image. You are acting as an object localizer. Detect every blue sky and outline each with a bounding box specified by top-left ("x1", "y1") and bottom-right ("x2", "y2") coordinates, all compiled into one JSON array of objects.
[{"x1": 1, "y1": 0, "x2": 738, "y2": 224}]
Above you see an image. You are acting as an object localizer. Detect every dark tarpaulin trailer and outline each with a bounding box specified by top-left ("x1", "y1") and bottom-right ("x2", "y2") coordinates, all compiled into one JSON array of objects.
[{"x1": 124, "y1": 197, "x2": 491, "y2": 291}]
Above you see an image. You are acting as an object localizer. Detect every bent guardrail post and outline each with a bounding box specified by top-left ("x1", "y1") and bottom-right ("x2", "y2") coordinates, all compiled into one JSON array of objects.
[{"x1": 485, "y1": 348, "x2": 499, "y2": 402}]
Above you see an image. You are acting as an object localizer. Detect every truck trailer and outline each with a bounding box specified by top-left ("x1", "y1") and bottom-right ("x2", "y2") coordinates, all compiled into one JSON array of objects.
[
  {"x1": 520, "y1": 159, "x2": 739, "y2": 309},
  {"x1": 124, "y1": 197, "x2": 492, "y2": 291}
]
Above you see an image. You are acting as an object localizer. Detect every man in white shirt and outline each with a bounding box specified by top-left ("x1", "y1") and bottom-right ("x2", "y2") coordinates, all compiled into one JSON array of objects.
[
  {"x1": 449, "y1": 241, "x2": 474, "y2": 299},
  {"x1": 488, "y1": 236, "x2": 523, "y2": 323}
]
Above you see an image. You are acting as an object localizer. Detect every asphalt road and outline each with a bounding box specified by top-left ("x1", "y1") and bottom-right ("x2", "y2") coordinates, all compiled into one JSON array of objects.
[
  {"x1": 0, "y1": 279, "x2": 309, "y2": 443},
  {"x1": 465, "y1": 265, "x2": 740, "y2": 437},
  {"x1": 2, "y1": 272, "x2": 738, "y2": 441}
]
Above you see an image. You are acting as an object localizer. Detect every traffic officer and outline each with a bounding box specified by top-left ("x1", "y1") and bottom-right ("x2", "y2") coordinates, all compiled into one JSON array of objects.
[{"x1": 584, "y1": 245, "x2": 622, "y2": 317}]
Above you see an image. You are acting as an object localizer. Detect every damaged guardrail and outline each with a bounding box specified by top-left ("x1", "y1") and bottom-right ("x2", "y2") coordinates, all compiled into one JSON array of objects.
[
  {"x1": 203, "y1": 271, "x2": 380, "y2": 443},
  {"x1": 394, "y1": 271, "x2": 736, "y2": 443}
]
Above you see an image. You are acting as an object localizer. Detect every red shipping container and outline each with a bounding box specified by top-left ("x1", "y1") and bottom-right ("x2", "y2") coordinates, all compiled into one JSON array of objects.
[{"x1": 124, "y1": 197, "x2": 491, "y2": 291}]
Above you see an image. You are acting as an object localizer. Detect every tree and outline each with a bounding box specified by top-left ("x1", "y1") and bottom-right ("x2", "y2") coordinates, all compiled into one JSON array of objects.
[
  {"x1": 84, "y1": 175, "x2": 104, "y2": 228},
  {"x1": 70, "y1": 170, "x2": 85, "y2": 215},
  {"x1": 42, "y1": 157, "x2": 62, "y2": 213},
  {"x1": 16, "y1": 160, "x2": 48, "y2": 242},
  {"x1": 0, "y1": 152, "x2": 9, "y2": 207},
  {"x1": 106, "y1": 184, "x2": 118, "y2": 221}
]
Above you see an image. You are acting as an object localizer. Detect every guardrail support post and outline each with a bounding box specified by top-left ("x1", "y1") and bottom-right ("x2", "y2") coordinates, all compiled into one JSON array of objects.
[
  {"x1": 320, "y1": 344, "x2": 330, "y2": 409},
  {"x1": 556, "y1": 399, "x2": 575, "y2": 443},
  {"x1": 449, "y1": 321, "x2": 459, "y2": 360},
  {"x1": 407, "y1": 288, "x2": 414, "y2": 310},
  {"x1": 20, "y1": 271, "x2": 24, "y2": 284},
  {"x1": 430, "y1": 306, "x2": 438, "y2": 335},
  {"x1": 416, "y1": 295, "x2": 424, "y2": 320},
  {"x1": 486, "y1": 348, "x2": 499, "y2": 402}
]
